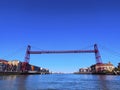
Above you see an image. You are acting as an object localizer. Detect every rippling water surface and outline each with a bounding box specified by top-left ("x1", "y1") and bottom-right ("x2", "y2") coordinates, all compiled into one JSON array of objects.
[{"x1": 0, "y1": 74, "x2": 120, "y2": 90}]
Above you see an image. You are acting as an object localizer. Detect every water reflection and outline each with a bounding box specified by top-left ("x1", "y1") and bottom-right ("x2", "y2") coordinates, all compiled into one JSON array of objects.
[
  {"x1": 16, "y1": 75, "x2": 28, "y2": 90},
  {"x1": 98, "y1": 75, "x2": 109, "y2": 90},
  {"x1": 0, "y1": 75, "x2": 28, "y2": 90},
  {"x1": 97, "y1": 75, "x2": 120, "y2": 90},
  {"x1": 0, "y1": 75, "x2": 17, "y2": 80},
  {"x1": 0, "y1": 74, "x2": 120, "y2": 90}
]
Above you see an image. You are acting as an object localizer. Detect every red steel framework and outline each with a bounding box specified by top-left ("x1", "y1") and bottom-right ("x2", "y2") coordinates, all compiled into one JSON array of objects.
[{"x1": 23, "y1": 44, "x2": 102, "y2": 71}]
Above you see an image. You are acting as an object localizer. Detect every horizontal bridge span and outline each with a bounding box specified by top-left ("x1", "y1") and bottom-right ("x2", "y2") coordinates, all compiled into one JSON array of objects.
[{"x1": 29, "y1": 50, "x2": 95, "y2": 54}]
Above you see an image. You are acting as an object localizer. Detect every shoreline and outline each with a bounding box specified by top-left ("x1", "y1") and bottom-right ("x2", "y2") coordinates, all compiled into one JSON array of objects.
[{"x1": 0, "y1": 71, "x2": 50, "y2": 75}]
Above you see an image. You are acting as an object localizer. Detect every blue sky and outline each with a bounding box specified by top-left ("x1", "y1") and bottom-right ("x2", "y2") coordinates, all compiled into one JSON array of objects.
[{"x1": 0, "y1": 0, "x2": 120, "y2": 73}]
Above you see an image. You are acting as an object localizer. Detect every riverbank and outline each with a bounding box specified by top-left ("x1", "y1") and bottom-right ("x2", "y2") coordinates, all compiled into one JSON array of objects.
[
  {"x1": 0, "y1": 71, "x2": 50, "y2": 75},
  {"x1": 74, "y1": 71, "x2": 119, "y2": 75}
]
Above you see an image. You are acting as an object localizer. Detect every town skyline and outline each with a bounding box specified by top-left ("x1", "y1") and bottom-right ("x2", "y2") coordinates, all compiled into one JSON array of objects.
[{"x1": 0, "y1": 0, "x2": 120, "y2": 73}]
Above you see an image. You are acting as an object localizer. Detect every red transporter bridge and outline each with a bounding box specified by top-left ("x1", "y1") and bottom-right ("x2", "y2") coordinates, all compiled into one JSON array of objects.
[{"x1": 22, "y1": 44, "x2": 102, "y2": 71}]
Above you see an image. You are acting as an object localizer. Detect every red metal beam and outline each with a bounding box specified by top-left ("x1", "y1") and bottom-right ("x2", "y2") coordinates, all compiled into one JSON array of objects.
[{"x1": 29, "y1": 50, "x2": 95, "y2": 54}]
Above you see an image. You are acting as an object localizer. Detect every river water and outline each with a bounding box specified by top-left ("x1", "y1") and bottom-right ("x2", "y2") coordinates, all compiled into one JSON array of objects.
[{"x1": 0, "y1": 74, "x2": 120, "y2": 90}]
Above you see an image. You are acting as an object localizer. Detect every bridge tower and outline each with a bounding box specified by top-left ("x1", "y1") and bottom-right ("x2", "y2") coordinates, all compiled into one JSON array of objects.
[
  {"x1": 24, "y1": 45, "x2": 31, "y2": 63},
  {"x1": 94, "y1": 44, "x2": 102, "y2": 64},
  {"x1": 22, "y1": 45, "x2": 31, "y2": 71}
]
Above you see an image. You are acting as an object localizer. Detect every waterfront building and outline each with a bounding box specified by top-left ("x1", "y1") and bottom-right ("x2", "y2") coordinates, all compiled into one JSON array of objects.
[
  {"x1": 8, "y1": 60, "x2": 20, "y2": 66},
  {"x1": 79, "y1": 67, "x2": 91, "y2": 74},
  {"x1": 0, "y1": 59, "x2": 8, "y2": 64},
  {"x1": 118, "y1": 63, "x2": 120, "y2": 68},
  {"x1": 91, "y1": 62, "x2": 114, "y2": 73},
  {"x1": 0, "y1": 59, "x2": 8, "y2": 72}
]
